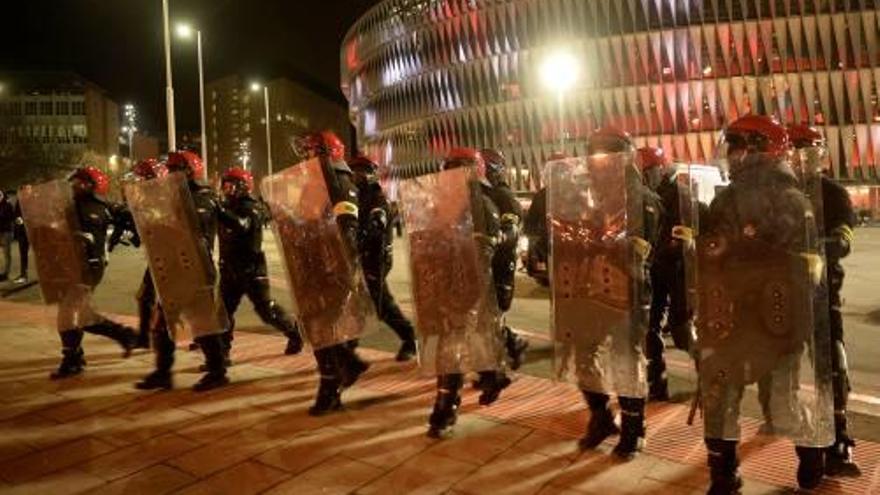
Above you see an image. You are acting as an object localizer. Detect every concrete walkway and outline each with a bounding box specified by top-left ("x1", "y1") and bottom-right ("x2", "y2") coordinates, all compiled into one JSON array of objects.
[{"x1": 0, "y1": 300, "x2": 878, "y2": 495}]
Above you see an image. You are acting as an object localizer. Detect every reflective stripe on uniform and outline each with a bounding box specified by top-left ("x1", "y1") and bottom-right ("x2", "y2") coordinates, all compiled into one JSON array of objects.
[
  {"x1": 333, "y1": 201, "x2": 359, "y2": 218},
  {"x1": 671, "y1": 225, "x2": 694, "y2": 241},
  {"x1": 501, "y1": 212, "x2": 520, "y2": 225},
  {"x1": 834, "y1": 225, "x2": 854, "y2": 245},
  {"x1": 630, "y1": 236, "x2": 651, "y2": 259}
]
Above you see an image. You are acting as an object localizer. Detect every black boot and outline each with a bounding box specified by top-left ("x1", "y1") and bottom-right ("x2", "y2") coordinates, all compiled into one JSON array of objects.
[
  {"x1": 50, "y1": 330, "x2": 85, "y2": 379},
  {"x1": 395, "y1": 339, "x2": 417, "y2": 362},
  {"x1": 646, "y1": 329, "x2": 669, "y2": 402},
  {"x1": 200, "y1": 331, "x2": 234, "y2": 372},
  {"x1": 427, "y1": 374, "x2": 463, "y2": 438},
  {"x1": 825, "y1": 385, "x2": 861, "y2": 477},
  {"x1": 193, "y1": 334, "x2": 229, "y2": 392},
  {"x1": 339, "y1": 344, "x2": 369, "y2": 388},
  {"x1": 82, "y1": 320, "x2": 137, "y2": 357},
  {"x1": 578, "y1": 392, "x2": 619, "y2": 450},
  {"x1": 135, "y1": 281, "x2": 154, "y2": 349},
  {"x1": 477, "y1": 370, "x2": 511, "y2": 406},
  {"x1": 309, "y1": 347, "x2": 342, "y2": 416},
  {"x1": 706, "y1": 438, "x2": 742, "y2": 495},
  {"x1": 796, "y1": 446, "x2": 825, "y2": 490},
  {"x1": 263, "y1": 302, "x2": 303, "y2": 355},
  {"x1": 134, "y1": 329, "x2": 150, "y2": 349},
  {"x1": 284, "y1": 331, "x2": 304, "y2": 355},
  {"x1": 826, "y1": 434, "x2": 861, "y2": 477},
  {"x1": 135, "y1": 370, "x2": 172, "y2": 390},
  {"x1": 613, "y1": 397, "x2": 646, "y2": 460},
  {"x1": 137, "y1": 327, "x2": 175, "y2": 390},
  {"x1": 503, "y1": 326, "x2": 529, "y2": 371}
]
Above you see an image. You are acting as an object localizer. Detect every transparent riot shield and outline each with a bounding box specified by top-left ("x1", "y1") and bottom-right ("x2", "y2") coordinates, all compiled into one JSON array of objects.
[
  {"x1": 124, "y1": 173, "x2": 228, "y2": 341},
  {"x1": 398, "y1": 167, "x2": 504, "y2": 376},
  {"x1": 548, "y1": 154, "x2": 648, "y2": 398},
  {"x1": 261, "y1": 158, "x2": 377, "y2": 350},
  {"x1": 691, "y1": 156, "x2": 834, "y2": 447},
  {"x1": 18, "y1": 179, "x2": 100, "y2": 332},
  {"x1": 675, "y1": 164, "x2": 726, "y2": 347}
]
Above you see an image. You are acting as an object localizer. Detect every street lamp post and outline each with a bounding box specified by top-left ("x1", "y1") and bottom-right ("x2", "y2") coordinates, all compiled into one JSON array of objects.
[
  {"x1": 251, "y1": 82, "x2": 273, "y2": 179},
  {"x1": 176, "y1": 23, "x2": 208, "y2": 180},
  {"x1": 540, "y1": 50, "x2": 580, "y2": 153},
  {"x1": 161, "y1": 0, "x2": 177, "y2": 152}
]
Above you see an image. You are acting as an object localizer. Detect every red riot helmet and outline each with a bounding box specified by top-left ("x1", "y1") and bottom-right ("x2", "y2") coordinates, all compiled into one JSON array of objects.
[
  {"x1": 480, "y1": 148, "x2": 506, "y2": 172},
  {"x1": 441, "y1": 147, "x2": 487, "y2": 179},
  {"x1": 637, "y1": 146, "x2": 669, "y2": 190},
  {"x1": 717, "y1": 114, "x2": 790, "y2": 178},
  {"x1": 69, "y1": 166, "x2": 110, "y2": 196},
  {"x1": 347, "y1": 153, "x2": 379, "y2": 174},
  {"x1": 720, "y1": 114, "x2": 790, "y2": 158},
  {"x1": 787, "y1": 124, "x2": 827, "y2": 177},
  {"x1": 480, "y1": 148, "x2": 507, "y2": 186},
  {"x1": 636, "y1": 146, "x2": 668, "y2": 173},
  {"x1": 165, "y1": 150, "x2": 205, "y2": 179},
  {"x1": 587, "y1": 126, "x2": 635, "y2": 155},
  {"x1": 221, "y1": 167, "x2": 254, "y2": 197},
  {"x1": 348, "y1": 153, "x2": 379, "y2": 187},
  {"x1": 787, "y1": 123, "x2": 825, "y2": 150},
  {"x1": 131, "y1": 159, "x2": 167, "y2": 180},
  {"x1": 298, "y1": 130, "x2": 346, "y2": 162}
]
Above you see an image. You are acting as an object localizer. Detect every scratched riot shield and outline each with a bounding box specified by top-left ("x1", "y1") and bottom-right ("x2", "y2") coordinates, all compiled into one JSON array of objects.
[
  {"x1": 692, "y1": 154, "x2": 834, "y2": 447},
  {"x1": 675, "y1": 165, "x2": 726, "y2": 351},
  {"x1": 261, "y1": 158, "x2": 377, "y2": 349},
  {"x1": 398, "y1": 167, "x2": 504, "y2": 376},
  {"x1": 548, "y1": 154, "x2": 648, "y2": 398},
  {"x1": 124, "y1": 173, "x2": 228, "y2": 341},
  {"x1": 18, "y1": 179, "x2": 100, "y2": 332}
]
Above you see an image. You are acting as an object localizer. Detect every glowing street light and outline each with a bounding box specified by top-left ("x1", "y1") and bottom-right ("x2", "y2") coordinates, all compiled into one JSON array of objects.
[
  {"x1": 250, "y1": 82, "x2": 273, "y2": 179},
  {"x1": 175, "y1": 23, "x2": 194, "y2": 39},
  {"x1": 540, "y1": 50, "x2": 580, "y2": 151},
  {"x1": 540, "y1": 51, "x2": 580, "y2": 92},
  {"x1": 123, "y1": 103, "x2": 138, "y2": 159},
  {"x1": 176, "y1": 21, "x2": 208, "y2": 180}
]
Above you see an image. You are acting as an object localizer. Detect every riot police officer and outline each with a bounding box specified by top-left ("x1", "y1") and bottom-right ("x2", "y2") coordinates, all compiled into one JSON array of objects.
[
  {"x1": 639, "y1": 146, "x2": 690, "y2": 401},
  {"x1": 787, "y1": 124, "x2": 860, "y2": 477},
  {"x1": 480, "y1": 149, "x2": 529, "y2": 371},
  {"x1": 108, "y1": 159, "x2": 163, "y2": 350},
  {"x1": 217, "y1": 167, "x2": 303, "y2": 357},
  {"x1": 347, "y1": 154, "x2": 417, "y2": 361},
  {"x1": 135, "y1": 151, "x2": 230, "y2": 392},
  {"x1": 298, "y1": 131, "x2": 371, "y2": 415},
  {"x1": 698, "y1": 116, "x2": 829, "y2": 493},
  {"x1": 567, "y1": 128, "x2": 662, "y2": 460},
  {"x1": 51, "y1": 166, "x2": 137, "y2": 378},
  {"x1": 426, "y1": 148, "x2": 513, "y2": 438}
]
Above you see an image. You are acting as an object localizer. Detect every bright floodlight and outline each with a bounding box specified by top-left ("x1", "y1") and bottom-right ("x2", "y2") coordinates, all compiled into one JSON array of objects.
[
  {"x1": 176, "y1": 23, "x2": 194, "y2": 39},
  {"x1": 540, "y1": 51, "x2": 579, "y2": 92},
  {"x1": 250, "y1": 82, "x2": 262, "y2": 92}
]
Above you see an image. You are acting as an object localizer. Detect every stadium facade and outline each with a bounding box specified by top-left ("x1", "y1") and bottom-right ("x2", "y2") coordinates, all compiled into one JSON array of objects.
[{"x1": 341, "y1": 0, "x2": 880, "y2": 203}]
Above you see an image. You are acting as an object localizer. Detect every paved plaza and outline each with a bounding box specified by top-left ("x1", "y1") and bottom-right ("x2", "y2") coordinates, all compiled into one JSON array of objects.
[{"x1": 0, "y1": 229, "x2": 879, "y2": 494}]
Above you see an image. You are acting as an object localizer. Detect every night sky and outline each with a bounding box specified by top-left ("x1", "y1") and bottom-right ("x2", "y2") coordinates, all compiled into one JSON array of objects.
[{"x1": 1, "y1": 0, "x2": 380, "y2": 133}]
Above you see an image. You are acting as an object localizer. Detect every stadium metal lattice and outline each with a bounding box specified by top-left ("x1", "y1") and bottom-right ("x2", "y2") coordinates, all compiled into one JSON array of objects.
[{"x1": 341, "y1": 0, "x2": 880, "y2": 190}]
